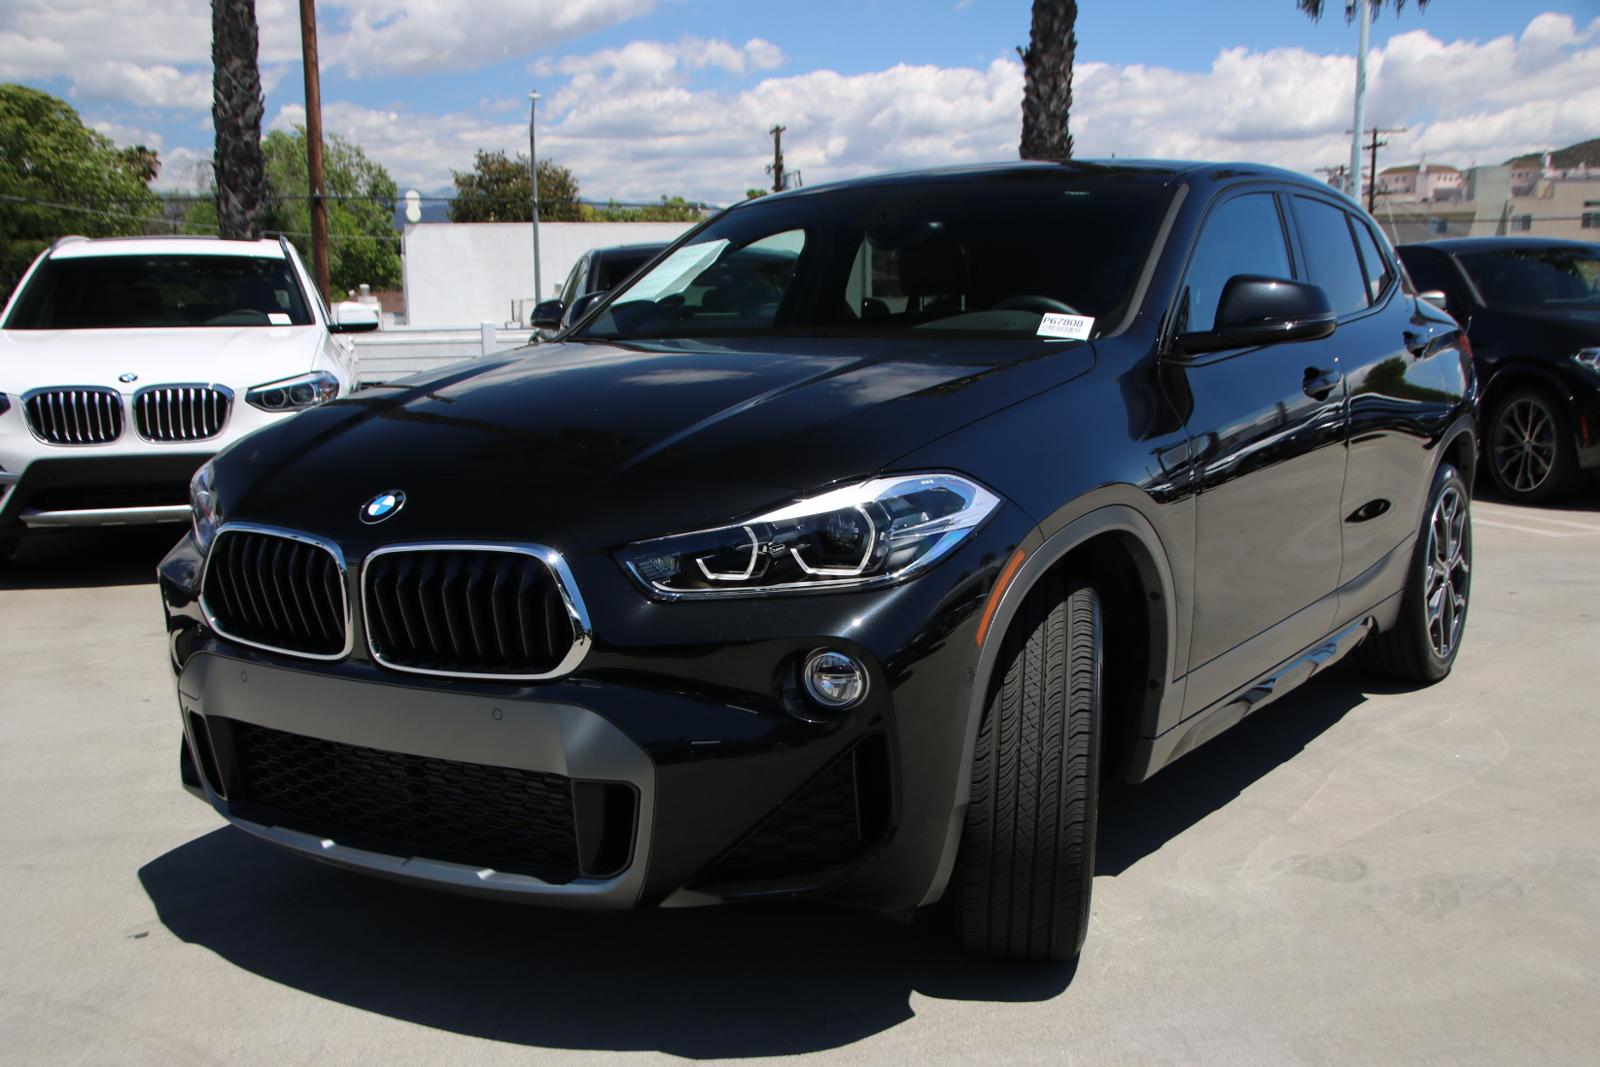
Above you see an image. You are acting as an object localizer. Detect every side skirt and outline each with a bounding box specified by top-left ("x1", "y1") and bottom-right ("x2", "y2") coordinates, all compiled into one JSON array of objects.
[{"x1": 1128, "y1": 590, "x2": 1399, "y2": 782}]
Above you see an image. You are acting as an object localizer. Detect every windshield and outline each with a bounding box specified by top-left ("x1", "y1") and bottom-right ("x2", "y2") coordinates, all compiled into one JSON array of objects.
[
  {"x1": 4, "y1": 254, "x2": 315, "y2": 330},
  {"x1": 1456, "y1": 247, "x2": 1600, "y2": 309},
  {"x1": 593, "y1": 248, "x2": 664, "y2": 291},
  {"x1": 576, "y1": 175, "x2": 1174, "y2": 341}
]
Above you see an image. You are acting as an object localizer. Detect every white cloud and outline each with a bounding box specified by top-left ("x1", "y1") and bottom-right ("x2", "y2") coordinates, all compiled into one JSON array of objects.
[
  {"x1": 328, "y1": 0, "x2": 656, "y2": 76},
  {"x1": 274, "y1": 15, "x2": 1600, "y2": 208}
]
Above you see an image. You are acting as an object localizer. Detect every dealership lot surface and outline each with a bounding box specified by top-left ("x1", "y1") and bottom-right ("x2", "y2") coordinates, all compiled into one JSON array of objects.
[{"x1": 2, "y1": 497, "x2": 1597, "y2": 1065}]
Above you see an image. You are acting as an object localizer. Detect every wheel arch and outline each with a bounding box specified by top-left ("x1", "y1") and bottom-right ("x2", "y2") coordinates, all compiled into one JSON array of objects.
[
  {"x1": 1481, "y1": 361, "x2": 1575, "y2": 423},
  {"x1": 918, "y1": 501, "x2": 1179, "y2": 906}
]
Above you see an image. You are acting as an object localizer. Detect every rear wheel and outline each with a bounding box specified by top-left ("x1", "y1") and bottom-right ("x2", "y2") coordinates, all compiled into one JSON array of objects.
[
  {"x1": 1360, "y1": 463, "x2": 1472, "y2": 683},
  {"x1": 1486, "y1": 385, "x2": 1577, "y2": 503},
  {"x1": 956, "y1": 575, "x2": 1102, "y2": 963}
]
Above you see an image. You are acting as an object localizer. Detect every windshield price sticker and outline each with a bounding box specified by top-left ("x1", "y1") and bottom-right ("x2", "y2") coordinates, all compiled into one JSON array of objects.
[{"x1": 1037, "y1": 313, "x2": 1094, "y2": 340}]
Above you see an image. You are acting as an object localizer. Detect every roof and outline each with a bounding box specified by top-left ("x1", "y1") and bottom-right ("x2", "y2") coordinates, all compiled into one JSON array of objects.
[
  {"x1": 591, "y1": 242, "x2": 670, "y2": 257},
  {"x1": 1398, "y1": 236, "x2": 1600, "y2": 254},
  {"x1": 1381, "y1": 164, "x2": 1460, "y2": 175},
  {"x1": 741, "y1": 159, "x2": 1339, "y2": 206},
  {"x1": 48, "y1": 235, "x2": 286, "y2": 260}
]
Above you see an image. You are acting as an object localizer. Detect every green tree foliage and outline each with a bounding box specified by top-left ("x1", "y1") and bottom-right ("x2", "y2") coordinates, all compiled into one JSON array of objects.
[
  {"x1": 449, "y1": 151, "x2": 583, "y2": 222},
  {"x1": 0, "y1": 83, "x2": 162, "y2": 300},
  {"x1": 261, "y1": 127, "x2": 400, "y2": 293},
  {"x1": 182, "y1": 127, "x2": 401, "y2": 292},
  {"x1": 745, "y1": 188, "x2": 768, "y2": 200},
  {"x1": 581, "y1": 196, "x2": 708, "y2": 222}
]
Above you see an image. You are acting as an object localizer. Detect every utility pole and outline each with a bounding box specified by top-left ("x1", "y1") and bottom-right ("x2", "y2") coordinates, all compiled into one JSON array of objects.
[
  {"x1": 529, "y1": 90, "x2": 542, "y2": 301},
  {"x1": 1345, "y1": 0, "x2": 1372, "y2": 206},
  {"x1": 1345, "y1": 125, "x2": 1407, "y2": 212},
  {"x1": 297, "y1": 0, "x2": 330, "y2": 303},
  {"x1": 767, "y1": 125, "x2": 786, "y2": 194},
  {"x1": 1317, "y1": 163, "x2": 1350, "y2": 190}
]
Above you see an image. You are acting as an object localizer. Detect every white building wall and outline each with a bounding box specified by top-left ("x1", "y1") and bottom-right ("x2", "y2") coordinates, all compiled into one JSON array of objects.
[{"x1": 402, "y1": 221, "x2": 696, "y2": 328}]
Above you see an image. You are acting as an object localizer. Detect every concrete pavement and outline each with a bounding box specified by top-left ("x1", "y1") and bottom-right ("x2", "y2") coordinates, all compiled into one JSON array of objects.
[{"x1": 1, "y1": 497, "x2": 1597, "y2": 1064}]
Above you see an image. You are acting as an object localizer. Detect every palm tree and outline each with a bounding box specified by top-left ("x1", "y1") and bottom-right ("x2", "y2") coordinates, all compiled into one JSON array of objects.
[
  {"x1": 211, "y1": 0, "x2": 269, "y2": 239},
  {"x1": 1297, "y1": 0, "x2": 1426, "y2": 18},
  {"x1": 1019, "y1": 0, "x2": 1077, "y2": 162}
]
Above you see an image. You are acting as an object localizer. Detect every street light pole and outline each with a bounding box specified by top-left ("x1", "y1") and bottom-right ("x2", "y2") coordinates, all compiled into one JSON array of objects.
[
  {"x1": 528, "y1": 91, "x2": 542, "y2": 303},
  {"x1": 1347, "y1": 0, "x2": 1371, "y2": 205}
]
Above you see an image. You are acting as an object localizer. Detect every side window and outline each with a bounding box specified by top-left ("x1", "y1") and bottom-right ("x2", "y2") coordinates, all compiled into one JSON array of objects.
[
  {"x1": 1350, "y1": 219, "x2": 1394, "y2": 303},
  {"x1": 1178, "y1": 193, "x2": 1292, "y2": 334},
  {"x1": 1294, "y1": 197, "x2": 1370, "y2": 317},
  {"x1": 558, "y1": 257, "x2": 585, "y2": 307}
]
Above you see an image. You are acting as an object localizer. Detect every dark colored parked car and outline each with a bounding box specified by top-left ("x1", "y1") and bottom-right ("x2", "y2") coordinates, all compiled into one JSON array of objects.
[
  {"x1": 159, "y1": 161, "x2": 1476, "y2": 962},
  {"x1": 1397, "y1": 237, "x2": 1600, "y2": 502},
  {"x1": 531, "y1": 242, "x2": 670, "y2": 336}
]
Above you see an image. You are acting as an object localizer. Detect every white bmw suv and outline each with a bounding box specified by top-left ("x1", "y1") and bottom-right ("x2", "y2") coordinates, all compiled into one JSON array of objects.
[{"x1": 0, "y1": 235, "x2": 372, "y2": 558}]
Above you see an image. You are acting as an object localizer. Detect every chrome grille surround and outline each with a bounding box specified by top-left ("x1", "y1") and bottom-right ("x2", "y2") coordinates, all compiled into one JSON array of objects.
[
  {"x1": 22, "y1": 387, "x2": 124, "y2": 445},
  {"x1": 199, "y1": 523, "x2": 354, "y2": 662},
  {"x1": 134, "y1": 383, "x2": 234, "y2": 442},
  {"x1": 360, "y1": 543, "x2": 592, "y2": 681}
]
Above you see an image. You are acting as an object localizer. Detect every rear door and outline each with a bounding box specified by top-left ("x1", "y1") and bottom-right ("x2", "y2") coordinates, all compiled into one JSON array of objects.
[
  {"x1": 1287, "y1": 195, "x2": 1457, "y2": 610},
  {"x1": 1172, "y1": 188, "x2": 1350, "y2": 711}
]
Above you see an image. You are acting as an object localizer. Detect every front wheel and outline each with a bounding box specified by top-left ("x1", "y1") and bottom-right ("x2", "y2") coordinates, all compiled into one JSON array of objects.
[
  {"x1": 1360, "y1": 463, "x2": 1472, "y2": 682},
  {"x1": 955, "y1": 575, "x2": 1102, "y2": 963}
]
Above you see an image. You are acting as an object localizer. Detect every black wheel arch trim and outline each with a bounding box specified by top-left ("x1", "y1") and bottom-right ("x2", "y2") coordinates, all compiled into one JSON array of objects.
[
  {"x1": 917, "y1": 498, "x2": 1180, "y2": 907},
  {"x1": 1482, "y1": 360, "x2": 1577, "y2": 416}
]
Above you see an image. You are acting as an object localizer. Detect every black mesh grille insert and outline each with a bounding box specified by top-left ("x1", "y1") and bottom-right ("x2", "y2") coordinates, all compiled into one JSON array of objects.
[
  {"x1": 227, "y1": 721, "x2": 581, "y2": 882},
  {"x1": 202, "y1": 529, "x2": 347, "y2": 657},
  {"x1": 364, "y1": 548, "x2": 577, "y2": 677},
  {"x1": 699, "y1": 736, "x2": 891, "y2": 886},
  {"x1": 135, "y1": 385, "x2": 231, "y2": 441},
  {"x1": 24, "y1": 388, "x2": 123, "y2": 444}
]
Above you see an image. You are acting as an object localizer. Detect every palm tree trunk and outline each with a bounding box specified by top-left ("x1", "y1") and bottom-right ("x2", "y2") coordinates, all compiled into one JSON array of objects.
[
  {"x1": 212, "y1": 0, "x2": 268, "y2": 239},
  {"x1": 1019, "y1": 0, "x2": 1077, "y2": 162}
]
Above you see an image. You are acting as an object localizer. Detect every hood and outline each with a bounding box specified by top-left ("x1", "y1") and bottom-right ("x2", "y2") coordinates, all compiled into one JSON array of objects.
[
  {"x1": 0, "y1": 325, "x2": 324, "y2": 394},
  {"x1": 221, "y1": 336, "x2": 1094, "y2": 546}
]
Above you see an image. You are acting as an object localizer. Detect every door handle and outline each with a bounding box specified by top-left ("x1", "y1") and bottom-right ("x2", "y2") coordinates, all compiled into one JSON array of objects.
[
  {"x1": 1303, "y1": 367, "x2": 1342, "y2": 400},
  {"x1": 1403, "y1": 330, "x2": 1431, "y2": 358}
]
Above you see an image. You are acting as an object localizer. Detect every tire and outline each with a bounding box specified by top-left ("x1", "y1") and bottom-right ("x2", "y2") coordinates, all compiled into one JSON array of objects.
[
  {"x1": 1485, "y1": 385, "x2": 1578, "y2": 503},
  {"x1": 1359, "y1": 463, "x2": 1472, "y2": 683},
  {"x1": 956, "y1": 575, "x2": 1102, "y2": 963}
]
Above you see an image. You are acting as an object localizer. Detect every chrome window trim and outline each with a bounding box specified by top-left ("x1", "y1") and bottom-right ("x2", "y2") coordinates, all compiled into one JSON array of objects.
[
  {"x1": 360, "y1": 541, "x2": 593, "y2": 682},
  {"x1": 20, "y1": 385, "x2": 125, "y2": 446},
  {"x1": 199, "y1": 522, "x2": 354, "y2": 662},
  {"x1": 131, "y1": 382, "x2": 235, "y2": 443}
]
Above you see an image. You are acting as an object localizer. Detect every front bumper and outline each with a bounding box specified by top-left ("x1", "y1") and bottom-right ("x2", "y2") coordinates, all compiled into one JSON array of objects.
[{"x1": 160, "y1": 506, "x2": 1033, "y2": 912}]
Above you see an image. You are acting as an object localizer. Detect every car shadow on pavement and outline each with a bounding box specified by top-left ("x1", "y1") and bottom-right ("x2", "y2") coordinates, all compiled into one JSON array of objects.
[
  {"x1": 136, "y1": 660, "x2": 1392, "y2": 1055},
  {"x1": 1097, "y1": 658, "x2": 1387, "y2": 876},
  {"x1": 138, "y1": 829, "x2": 1074, "y2": 1057},
  {"x1": 0, "y1": 527, "x2": 180, "y2": 590}
]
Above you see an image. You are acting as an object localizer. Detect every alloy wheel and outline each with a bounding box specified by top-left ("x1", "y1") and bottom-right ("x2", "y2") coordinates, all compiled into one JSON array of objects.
[
  {"x1": 1493, "y1": 397, "x2": 1557, "y2": 494},
  {"x1": 1424, "y1": 485, "x2": 1470, "y2": 660}
]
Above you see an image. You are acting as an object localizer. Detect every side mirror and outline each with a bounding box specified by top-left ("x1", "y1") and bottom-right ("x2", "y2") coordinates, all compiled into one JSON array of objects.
[
  {"x1": 530, "y1": 299, "x2": 565, "y2": 330},
  {"x1": 1417, "y1": 289, "x2": 1450, "y2": 310},
  {"x1": 330, "y1": 303, "x2": 380, "y2": 333},
  {"x1": 1178, "y1": 276, "x2": 1336, "y2": 353}
]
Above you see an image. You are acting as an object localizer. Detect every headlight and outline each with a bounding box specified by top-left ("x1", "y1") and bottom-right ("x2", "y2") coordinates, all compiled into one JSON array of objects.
[
  {"x1": 618, "y1": 473, "x2": 1001, "y2": 598},
  {"x1": 245, "y1": 370, "x2": 339, "y2": 412},
  {"x1": 1573, "y1": 348, "x2": 1600, "y2": 374},
  {"x1": 190, "y1": 460, "x2": 220, "y2": 554}
]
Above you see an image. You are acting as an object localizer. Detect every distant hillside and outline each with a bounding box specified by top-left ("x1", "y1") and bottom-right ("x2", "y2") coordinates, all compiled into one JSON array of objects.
[{"x1": 1505, "y1": 137, "x2": 1600, "y2": 168}]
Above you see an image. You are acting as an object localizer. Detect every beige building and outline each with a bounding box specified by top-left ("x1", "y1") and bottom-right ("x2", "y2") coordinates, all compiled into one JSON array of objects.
[{"x1": 1372, "y1": 155, "x2": 1600, "y2": 246}]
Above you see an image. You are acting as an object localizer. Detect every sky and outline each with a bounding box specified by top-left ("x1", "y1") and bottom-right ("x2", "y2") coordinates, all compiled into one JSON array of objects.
[{"x1": 3, "y1": 0, "x2": 1599, "y2": 206}]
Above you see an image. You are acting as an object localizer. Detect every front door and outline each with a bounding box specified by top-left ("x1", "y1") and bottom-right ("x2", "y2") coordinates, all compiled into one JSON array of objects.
[{"x1": 1167, "y1": 189, "x2": 1350, "y2": 713}]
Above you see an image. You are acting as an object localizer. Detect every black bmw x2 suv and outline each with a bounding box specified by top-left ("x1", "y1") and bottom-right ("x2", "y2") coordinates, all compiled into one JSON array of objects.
[{"x1": 159, "y1": 161, "x2": 1477, "y2": 962}]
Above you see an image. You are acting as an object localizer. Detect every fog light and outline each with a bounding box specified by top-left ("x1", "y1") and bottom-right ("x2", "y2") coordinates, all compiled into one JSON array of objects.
[{"x1": 802, "y1": 649, "x2": 869, "y2": 710}]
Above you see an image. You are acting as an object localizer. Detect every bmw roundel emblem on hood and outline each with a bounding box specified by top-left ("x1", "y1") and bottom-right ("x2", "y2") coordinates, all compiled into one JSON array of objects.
[
  {"x1": 360, "y1": 490, "x2": 406, "y2": 524},
  {"x1": 118, "y1": 372, "x2": 138, "y2": 383}
]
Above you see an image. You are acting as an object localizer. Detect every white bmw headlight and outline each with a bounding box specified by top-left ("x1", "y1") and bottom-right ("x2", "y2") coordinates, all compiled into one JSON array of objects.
[
  {"x1": 246, "y1": 370, "x2": 340, "y2": 412},
  {"x1": 618, "y1": 473, "x2": 1001, "y2": 598}
]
